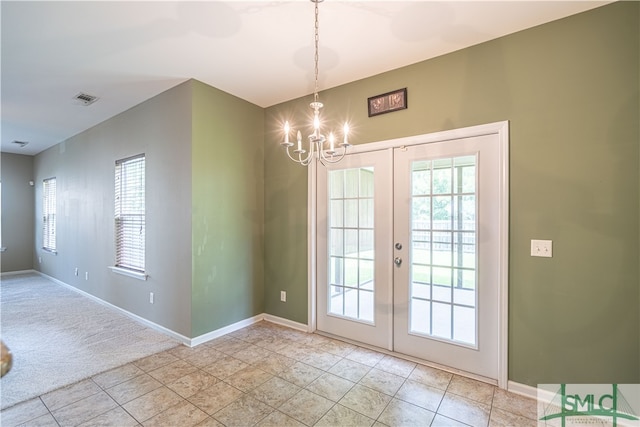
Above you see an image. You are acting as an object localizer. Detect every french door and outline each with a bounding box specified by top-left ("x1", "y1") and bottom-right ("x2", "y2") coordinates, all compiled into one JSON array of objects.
[
  {"x1": 316, "y1": 149, "x2": 393, "y2": 349},
  {"x1": 315, "y1": 124, "x2": 508, "y2": 382}
]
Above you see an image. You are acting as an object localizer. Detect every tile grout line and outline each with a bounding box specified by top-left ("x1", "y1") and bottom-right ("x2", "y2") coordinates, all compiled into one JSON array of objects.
[{"x1": 5, "y1": 323, "x2": 537, "y2": 427}]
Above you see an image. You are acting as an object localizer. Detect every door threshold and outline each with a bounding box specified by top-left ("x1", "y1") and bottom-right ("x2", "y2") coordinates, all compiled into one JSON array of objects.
[{"x1": 314, "y1": 329, "x2": 498, "y2": 387}]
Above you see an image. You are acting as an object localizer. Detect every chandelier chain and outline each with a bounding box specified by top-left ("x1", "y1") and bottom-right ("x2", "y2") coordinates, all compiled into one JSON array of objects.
[
  {"x1": 279, "y1": 0, "x2": 351, "y2": 167},
  {"x1": 313, "y1": 0, "x2": 320, "y2": 103}
]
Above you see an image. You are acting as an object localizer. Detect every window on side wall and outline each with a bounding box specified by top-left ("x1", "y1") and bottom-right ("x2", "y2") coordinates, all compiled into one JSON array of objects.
[
  {"x1": 42, "y1": 177, "x2": 57, "y2": 253},
  {"x1": 114, "y1": 154, "x2": 145, "y2": 275}
]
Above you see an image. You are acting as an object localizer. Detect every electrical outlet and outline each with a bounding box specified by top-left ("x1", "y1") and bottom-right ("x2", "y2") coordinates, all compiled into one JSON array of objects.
[
  {"x1": 39, "y1": 256, "x2": 42, "y2": 264},
  {"x1": 85, "y1": 272, "x2": 89, "y2": 280},
  {"x1": 531, "y1": 239, "x2": 552, "y2": 257},
  {"x1": 149, "y1": 292, "x2": 154, "y2": 304},
  {"x1": 75, "y1": 268, "x2": 79, "y2": 276},
  {"x1": 280, "y1": 291, "x2": 286, "y2": 302}
]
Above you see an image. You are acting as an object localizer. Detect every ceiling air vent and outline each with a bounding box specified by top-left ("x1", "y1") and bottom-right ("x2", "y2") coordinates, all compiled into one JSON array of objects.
[
  {"x1": 73, "y1": 92, "x2": 99, "y2": 106},
  {"x1": 11, "y1": 140, "x2": 29, "y2": 148}
]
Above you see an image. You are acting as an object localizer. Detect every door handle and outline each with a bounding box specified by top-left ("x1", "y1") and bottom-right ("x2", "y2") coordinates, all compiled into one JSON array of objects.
[{"x1": 394, "y1": 257, "x2": 402, "y2": 267}]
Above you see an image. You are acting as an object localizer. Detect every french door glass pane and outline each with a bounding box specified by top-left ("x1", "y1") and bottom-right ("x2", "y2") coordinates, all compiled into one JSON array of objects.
[
  {"x1": 329, "y1": 285, "x2": 344, "y2": 315},
  {"x1": 330, "y1": 229, "x2": 344, "y2": 256},
  {"x1": 359, "y1": 230, "x2": 374, "y2": 258},
  {"x1": 330, "y1": 257, "x2": 343, "y2": 286},
  {"x1": 412, "y1": 196, "x2": 431, "y2": 229},
  {"x1": 359, "y1": 199, "x2": 374, "y2": 228},
  {"x1": 432, "y1": 302, "x2": 451, "y2": 339},
  {"x1": 359, "y1": 260, "x2": 374, "y2": 287},
  {"x1": 409, "y1": 156, "x2": 478, "y2": 346},
  {"x1": 331, "y1": 172, "x2": 344, "y2": 198},
  {"x1": 454, "y1": 195, "x2": 476, "y2": 231},
  {"x1": 345, "y1": 169, "x2": 359, "y2": 197},
  {"x1": 328, "y1": 167, "x2": 375, "y2": 324},
  {"x1": 432, "y1": 159, "x2": 452, "y2": 194},
  {"x1": 345, "y1": 200, "x2": 358, "y2": 227},
  {"x1": 454, "y1": 156, "x2": 476, "y2": 193},
  {"x1": 345, "y1": 290, "x2": 358, "y2": 318},
  {"x1": 411, "y1": 299, "x2": 430, "y2": 334},
  {"x1": 330, "y1": 200, "x2": 343, "y2": 227},
  {"x1": 412, "y1": 161, "x2": 431, "y2": 195},
  {"x1": 345, "y1": 258, "x2": 358, "y2": 287},
  {"x1": 360, "y1": 169, "x2": 374, "y2": 197}
]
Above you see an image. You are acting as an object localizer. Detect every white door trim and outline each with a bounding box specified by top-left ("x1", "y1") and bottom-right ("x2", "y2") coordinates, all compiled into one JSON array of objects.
[{"x1": 308, "y1": 121, "x2": 509, "y2": 389}]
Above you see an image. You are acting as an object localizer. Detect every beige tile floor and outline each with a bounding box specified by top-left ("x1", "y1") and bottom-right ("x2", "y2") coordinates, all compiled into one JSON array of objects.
[{"x1": 1, "y1": 321, "x2": 537, "y2": 427}]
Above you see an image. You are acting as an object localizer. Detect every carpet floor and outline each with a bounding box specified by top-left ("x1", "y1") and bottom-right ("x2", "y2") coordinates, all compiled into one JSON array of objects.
[{"x1": 0, "y1": 273, "x2": 179, "y2": 409}]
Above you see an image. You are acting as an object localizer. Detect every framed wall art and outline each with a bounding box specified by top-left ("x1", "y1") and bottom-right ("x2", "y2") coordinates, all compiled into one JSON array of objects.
[{"x1": 367, "y1": 88, "x2": 407, "y2": 117}]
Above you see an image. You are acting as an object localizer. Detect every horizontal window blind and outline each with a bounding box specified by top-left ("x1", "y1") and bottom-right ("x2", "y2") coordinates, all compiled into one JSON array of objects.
[
  {"x1": 43, "y1": 177, "x2": 56, "y2": 251},
  {"x1": 115, "y1": 155, "x2": 145, "y2": 272}
]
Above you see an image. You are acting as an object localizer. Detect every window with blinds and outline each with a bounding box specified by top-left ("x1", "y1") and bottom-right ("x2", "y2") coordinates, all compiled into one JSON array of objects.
[
  {"x1": 115, "y1": 154, "x2": 145, "y2": 272},
  {"x1": 42, "y1": 177, "x2": 57, "y2": 252}
]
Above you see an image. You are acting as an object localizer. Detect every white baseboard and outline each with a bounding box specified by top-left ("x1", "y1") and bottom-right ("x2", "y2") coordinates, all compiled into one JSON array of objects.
[
  {"x1": 189, "y1": 314, "x2": 265, "y2": 347},
  {"x1": 31, "y1": 272, "x2": 307, "y2": 349},
  {"x1": 263, "y1": 314, "x2": 309, "y2": 332},
  {"x1": 37, "y1": 272, "x2": 192, "y2": 345},
  {"x1": 508, "y1": 380, "x2": 542, "y2": 400},
  {"x1": 1, "y1": 269, "x2": 37, "y2": 277},
  {"x1": 190, "y1": 314, "x2": 309, "y2": 346}
]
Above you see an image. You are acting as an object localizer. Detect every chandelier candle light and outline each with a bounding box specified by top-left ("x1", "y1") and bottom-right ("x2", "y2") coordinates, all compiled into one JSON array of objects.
[{"x1": 281, "y1": 0, "x2": 351, "y2": 166}]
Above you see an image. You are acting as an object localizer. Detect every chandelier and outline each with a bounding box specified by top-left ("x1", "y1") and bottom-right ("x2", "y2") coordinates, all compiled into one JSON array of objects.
[{"x1": 280, "y1": 0, "x2": 351, "y2": 166}]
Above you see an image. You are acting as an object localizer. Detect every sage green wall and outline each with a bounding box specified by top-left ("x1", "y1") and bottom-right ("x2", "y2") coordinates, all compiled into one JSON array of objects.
[
  {"x1": 264, "y1": 2, "x2": 639, "y2": 385},
  {"x1": 191, "y1": 80, "x2": 265, "y2": 337},
  {"x1": 1, "y1": 153, "x2": 35, "y2": 272},
  {"x1": 33, "y1": 83, "x2": 193, "y2": 337},
  {"x1": 263, "y1": 133, "x2": 309, "y2": 324}
]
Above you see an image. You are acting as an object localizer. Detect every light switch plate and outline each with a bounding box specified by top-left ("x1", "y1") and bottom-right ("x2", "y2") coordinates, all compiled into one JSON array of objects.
[{"x1": 531, "y1": 239, "x2": 552, "y2": 257}]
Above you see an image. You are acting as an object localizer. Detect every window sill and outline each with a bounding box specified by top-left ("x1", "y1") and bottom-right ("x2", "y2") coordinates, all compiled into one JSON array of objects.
[{"x1": 108, "y1": 266, "x2": 147, "y2": 281}]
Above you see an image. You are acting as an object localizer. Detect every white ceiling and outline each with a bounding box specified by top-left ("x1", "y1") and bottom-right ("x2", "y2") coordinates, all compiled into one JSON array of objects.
[{"x1": 1, "y1": 0, "x2": 611, "y2": 156}]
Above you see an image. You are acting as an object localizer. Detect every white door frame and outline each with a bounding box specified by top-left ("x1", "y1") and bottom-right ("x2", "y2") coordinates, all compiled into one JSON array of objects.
[{"x1": 307, "y1": 121, "x2": 509, "y2": 389}]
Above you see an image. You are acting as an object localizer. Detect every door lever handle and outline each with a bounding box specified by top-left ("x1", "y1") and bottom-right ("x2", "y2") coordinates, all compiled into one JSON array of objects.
[{"x1": 394, "y1": 257, "x2": 402, "y2": 267}]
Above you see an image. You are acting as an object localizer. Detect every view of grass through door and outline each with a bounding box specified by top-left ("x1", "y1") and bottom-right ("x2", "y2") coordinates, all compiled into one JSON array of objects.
[{"x1": 410, "y1": 156, "x2": 477, "y2": 346}]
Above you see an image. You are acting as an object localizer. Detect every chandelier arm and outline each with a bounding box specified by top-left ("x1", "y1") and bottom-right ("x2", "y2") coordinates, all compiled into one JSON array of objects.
[
  {"x1": 285, "y1": 146, "x2": 309, "y2": 165},
  {"x1": 319, "y1": 146, "x2": 349, "y2": 164},
  {"x1": 301, "y1": 150, "x2": 314, "y2": 164},
  {"x1": 292, "y1": 143, "x2": 316, "y2": 165},
  {"x1": 300, "y1": 142, "x2": 314, "y2": 166},
  {"x1": 284, "y1": 147, "x2": 300, "y2": 163},
  {"x1": 306, "y1": 137, "x2": 317, "y2": 163}
]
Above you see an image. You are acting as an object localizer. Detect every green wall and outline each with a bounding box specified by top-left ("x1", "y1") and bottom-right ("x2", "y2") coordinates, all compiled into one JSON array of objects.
[
  {"x1": 191, "y1": 80, "x2": 265, "y2": 336},
  {"x1": 264, "y1": 2, "x2": 639, "y2": 386}
]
